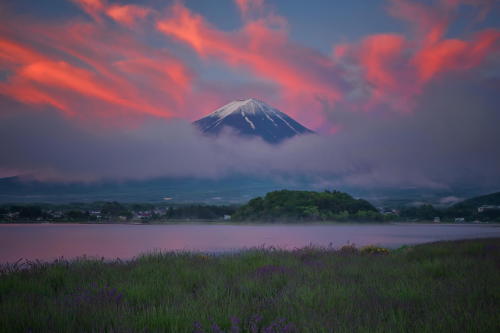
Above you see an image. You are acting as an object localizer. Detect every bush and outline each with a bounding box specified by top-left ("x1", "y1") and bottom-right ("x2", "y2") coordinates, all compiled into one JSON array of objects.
[
  {"x1": 360, "y1": 245, "x2": 390, "y2": 255},
  {"x1": 339, "y1": 244, "x2": 359, "y2": 255}
]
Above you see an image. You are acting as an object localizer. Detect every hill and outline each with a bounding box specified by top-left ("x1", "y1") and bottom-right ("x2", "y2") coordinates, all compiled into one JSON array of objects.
[
  {"x1": 399, "y1": 191, "x2": 500, "y2": 222},
  {"x1": 233, "y1": 190, "x2": 382, "y2": 222},
  {"x1": 446, "y1": 191, "x2": 500, "y2": 221},
  {"x1": 451, "y1": 191, "x2": 500, "y2": 208}
]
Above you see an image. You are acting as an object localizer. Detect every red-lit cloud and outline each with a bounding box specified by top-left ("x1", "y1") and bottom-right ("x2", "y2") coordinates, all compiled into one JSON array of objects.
[
  {"x1": 0, "y1": 15, "x2": 193, "y2": 122},
  {"x1": 387, "y1": 0, "x2": 500, "y2": 83},
  {"x1": 1, "y1": 0, "x2": 499, "y2": 130},
  {"x1": 1, "y1": 0, "x2": 499, "y2": 186},
  {"x1": 414, "y1": 29, "x2": 500, "y2": 82},
  {"x1": 106, "y1": 4, "x2": 152, "y2": 26},
  {"x1": 71, "y1": 0, "x2": 106, "y2": 22},
  {"x1": 334, "y1": 0, "x2": 500, "y2": 113},
  {"x1": 157, "y1": 2, "x2": 345, "y2": 126},
  {"x1": 72, "y1": 0, "x2": 153, "y2": 26}
]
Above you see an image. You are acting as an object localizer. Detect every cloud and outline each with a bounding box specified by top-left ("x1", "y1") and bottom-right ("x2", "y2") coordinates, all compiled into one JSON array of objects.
[
  {"x1": 414, "y1": 29, "x2": 500, "y2": 82},
  {"x1": 235, "y1": 0, "x2": 265, "y2": 19},
  {"x1": 0, "y1": 15, "x2": 193, "y2": 121},
  {"x1": 156, "y1": 2, "x2": 346, "y2": 127},
  {"x1": 439, "y1": 196, "x2": 464, "y2": 205},
  {"x1": 334, "y1": 0, "x2": 500, "y2": 114},
  {"x1": 0, "y1": 0, "x2": 499, "y2": 190},
  {"x1": 154, "y1": 0, "x2": 499, "y2": 130},
  {"x1": 71, "y1": 0, "x2": 106, "y2": 22},
  {"x1": 1, "y1": 0, "x2": 498, "y2": 130},
  {"x1": 72, "y1": 0, "x2": 153, "y2": 26},
  {"x1": 105, "y1": 4, "x2": 152, "y2": 26},
  {"x1": 1, "y1": 67, "x2": 499, "y2": 190}
]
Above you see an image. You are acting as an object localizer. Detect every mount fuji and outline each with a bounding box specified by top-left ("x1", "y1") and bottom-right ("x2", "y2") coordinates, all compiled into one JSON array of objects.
[{"x1": 193, "y1": 98, "x2": 314, "y2": 143}]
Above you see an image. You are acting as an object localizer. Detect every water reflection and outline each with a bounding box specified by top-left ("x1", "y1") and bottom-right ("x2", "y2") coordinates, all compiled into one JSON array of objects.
[{"x1": 1, "y1": 223, "x2": 499, "y2": 263}]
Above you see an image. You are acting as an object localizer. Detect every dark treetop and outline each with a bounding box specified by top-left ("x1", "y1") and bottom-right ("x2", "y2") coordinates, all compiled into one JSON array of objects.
[{"x1": 233, "y1": 190, "x2": 379, "y2": 222}]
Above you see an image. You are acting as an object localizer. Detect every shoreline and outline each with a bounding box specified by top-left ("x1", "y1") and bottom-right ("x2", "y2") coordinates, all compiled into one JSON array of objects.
[
  {"x1": 1, "y1": 220, "x2": 499, "y2": 225},
  {"x1": 2, "y1": 236, "x2": 499, "y2": 267}
]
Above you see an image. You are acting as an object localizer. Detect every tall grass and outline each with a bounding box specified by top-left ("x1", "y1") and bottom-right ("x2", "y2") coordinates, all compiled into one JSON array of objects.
[{"x1": 1, "y1": 238, "x2": 499, "y2": 332}]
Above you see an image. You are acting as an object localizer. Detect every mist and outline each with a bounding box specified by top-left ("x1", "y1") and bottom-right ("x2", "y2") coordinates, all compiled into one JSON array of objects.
[{"x1": 1, "y1": 72, "x2": 499, "y2": 191}]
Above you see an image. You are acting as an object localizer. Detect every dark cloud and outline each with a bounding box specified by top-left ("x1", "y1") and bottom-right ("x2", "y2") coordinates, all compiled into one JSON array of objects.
[{"x1": 1, "y1": 70, "x2": 499, "y2": 191}]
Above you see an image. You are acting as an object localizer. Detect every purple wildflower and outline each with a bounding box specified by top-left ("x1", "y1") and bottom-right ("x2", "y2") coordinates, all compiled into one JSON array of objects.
[
  {"x1": 193, "y1": 321, "x2": 204, "y2": 333},
  {"x1": 254, "y1": 265, "x2": 291, "y2": 279},
  {"x1": 230, "y1": 316, "x2": 240, "y2": 333}
]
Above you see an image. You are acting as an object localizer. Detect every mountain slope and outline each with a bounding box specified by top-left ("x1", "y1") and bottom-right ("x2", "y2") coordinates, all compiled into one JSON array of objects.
[
  {"x1": 451, "y1": 191, "x2": 500, "y2": 208},
  {"x1": 0, "y1": 176, "x2": 293, "y2": 204},
  {"x1": 193, "y1": 98, "x2": 314, "y2": 143}
]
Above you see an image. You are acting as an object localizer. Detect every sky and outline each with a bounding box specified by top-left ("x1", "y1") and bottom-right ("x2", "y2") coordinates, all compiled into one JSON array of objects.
[{"x1": 1, "y1": 0, "x2": 499, "y2": 190}]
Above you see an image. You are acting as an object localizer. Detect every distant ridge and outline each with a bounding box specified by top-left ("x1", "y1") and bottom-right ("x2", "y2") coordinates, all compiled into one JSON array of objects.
[
  {"x1": 451, "y1": 191, "x2": 500, "y2": 208},
  {"x1": 193, "y1": 98, "x2": 314, "y2": 143}
]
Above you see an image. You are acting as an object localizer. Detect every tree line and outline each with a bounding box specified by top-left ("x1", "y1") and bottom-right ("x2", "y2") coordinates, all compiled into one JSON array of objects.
[{"x1": 0, "y1": 202, "x2": 238, "y2": 222}]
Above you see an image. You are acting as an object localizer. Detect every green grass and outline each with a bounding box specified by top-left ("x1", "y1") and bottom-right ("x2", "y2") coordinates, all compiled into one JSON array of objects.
[{"x1": 1, "y1": 238, "x2": 499, "y2": 332}]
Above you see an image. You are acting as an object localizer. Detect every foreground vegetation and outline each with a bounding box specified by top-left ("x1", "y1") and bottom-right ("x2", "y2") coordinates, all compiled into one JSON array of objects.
[{"x1": 1, "y1": 238, "x2": 499, "y2": 332}]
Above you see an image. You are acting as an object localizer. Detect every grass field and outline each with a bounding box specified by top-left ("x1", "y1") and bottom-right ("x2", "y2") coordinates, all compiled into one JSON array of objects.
[{"x1": 1, "y1": 238, "x2": 499, "y2": 332}]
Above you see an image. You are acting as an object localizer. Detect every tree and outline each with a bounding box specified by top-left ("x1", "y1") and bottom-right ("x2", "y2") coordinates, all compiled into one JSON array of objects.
[{"x1": 18, "y1": 206, "x2": 43, "y2": 219}]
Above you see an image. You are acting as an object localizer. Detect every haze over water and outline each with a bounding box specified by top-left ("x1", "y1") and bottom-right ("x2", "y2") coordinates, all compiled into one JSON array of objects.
[{"x1": 1, "y1": 223, "x2": 499, "y2": 264}]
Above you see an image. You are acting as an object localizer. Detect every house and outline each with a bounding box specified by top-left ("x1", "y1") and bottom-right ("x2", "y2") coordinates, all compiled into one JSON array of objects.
[
  {"x1": 153, "y1": 208, "x2": 167, "y2": 215},
  {"x1": 477, "y1": 205, "x2": 500, "y2": 213},
  {"x1": 134, "y1": 211, "x2": 152, "y2": 220},
  {"x1": 53, "y1": 211, "x2": 64, "y2": 218},
  {"x1": 7, "y1": 212, "x2": 20, "y2": 219},
  {"x1": 89, "y1": 210, "x2": 102, "y2": 219},
  {"x1": 378, "y1": 207, "x2": 399, "y2": 216}
]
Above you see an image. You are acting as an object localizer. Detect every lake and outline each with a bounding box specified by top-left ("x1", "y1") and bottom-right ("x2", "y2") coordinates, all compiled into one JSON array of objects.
[{"x1": 1, "y1": 223, "x2": 499, "y2": 264}]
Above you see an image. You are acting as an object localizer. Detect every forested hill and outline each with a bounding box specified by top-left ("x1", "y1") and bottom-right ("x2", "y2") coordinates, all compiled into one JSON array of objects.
[
  {"x1": 442, "y1": 191, "x2": 500, "y2": 220},
  {"x1": 451, "y1": 191, "x2": 500, "y2": 208},
  {"x1": 233, "y1": 190, "x2": 381, "y2": 222}
]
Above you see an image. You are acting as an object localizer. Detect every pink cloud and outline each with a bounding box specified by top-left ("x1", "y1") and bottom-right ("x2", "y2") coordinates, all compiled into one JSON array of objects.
[
  {"x1": 72, "y1": 0, "x2": 107, "y2": 22},
  {"x1": 73, "y1": 0, "x2": 152, "y2": 26},
  {"x1": 0, "y1": 17, "x2": 193, "y2": 122},
  {"x1": 157, "y1": 2, "x2": 344, "y2": 126},
  {"x1": 334, "y1": 0, "x2": 500, "y2": 113},
  {"x1": 0, "y1": 0, "x2": 498, "y2": 132},
  {"x1": 105, "y1": 4, "x2": 152, "y2": 27}
]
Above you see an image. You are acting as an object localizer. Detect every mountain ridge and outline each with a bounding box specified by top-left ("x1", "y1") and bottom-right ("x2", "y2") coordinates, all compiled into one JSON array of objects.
[{"x1": 193, "y1": 98, "x2": 314, "y2": 143}]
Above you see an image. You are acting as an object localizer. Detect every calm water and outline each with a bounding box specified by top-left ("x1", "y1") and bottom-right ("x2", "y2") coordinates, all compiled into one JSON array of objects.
[{"x1": 1, "y1": 223, "x2": 499, "y2": 263}]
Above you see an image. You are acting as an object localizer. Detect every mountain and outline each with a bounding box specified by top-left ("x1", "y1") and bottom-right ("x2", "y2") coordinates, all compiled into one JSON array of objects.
[
  {"x1": 450, "y1": 191, "x2": 500, "y2": 209},
  {"x1": 193, "y1": 98, "x2": 314, "y2": 143},
  {"x1": 444, "y1": 191, "x2": 500, "y2": 221},
  {"x1": 0, "y1": 175, "x2": 491, "y2": 206},
  {"x1": 0, "y1": 175, "x2": 293, "y2": 204}
]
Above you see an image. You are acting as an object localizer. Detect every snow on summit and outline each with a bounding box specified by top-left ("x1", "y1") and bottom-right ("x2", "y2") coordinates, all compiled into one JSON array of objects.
[
  {"x1": 193, "y1": 99, "x2": 314, "y2": 143},
  {"x1": 211, "y1": 98, "x2": 264, "y2": 119}
]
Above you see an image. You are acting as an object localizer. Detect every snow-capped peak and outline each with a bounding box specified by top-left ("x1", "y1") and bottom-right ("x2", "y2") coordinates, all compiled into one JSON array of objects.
[
  {"x1": 193, "y1": 98, "x2": 314, "y2": 144},
  {"x1": 209, "y1": 98, "x2": 273, "y2": 120}
]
